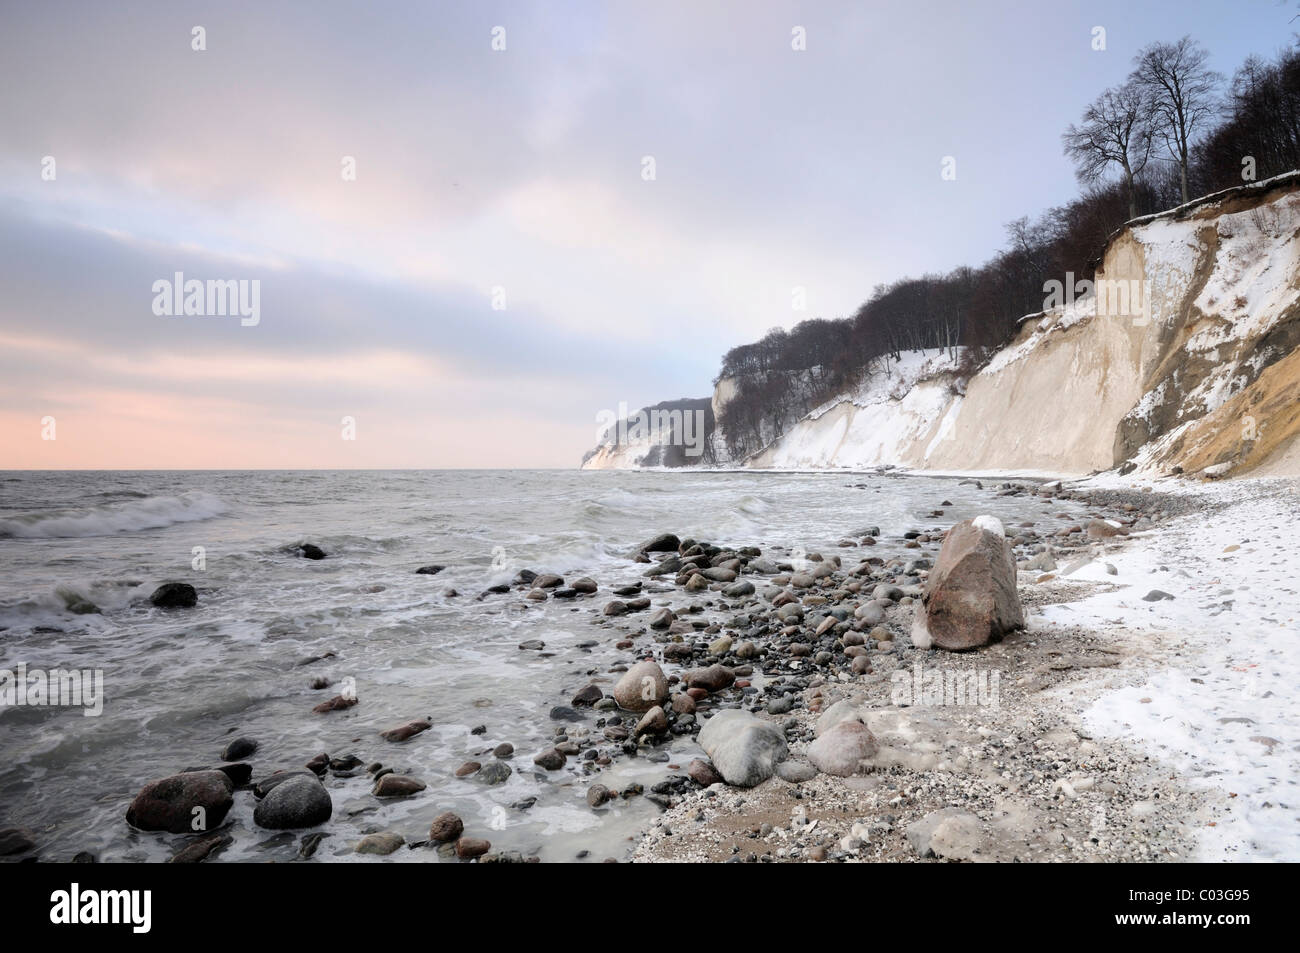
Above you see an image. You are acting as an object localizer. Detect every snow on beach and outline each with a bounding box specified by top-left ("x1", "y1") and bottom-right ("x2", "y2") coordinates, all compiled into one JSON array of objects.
[{"x1": 1042, "y1": 474, "x2": 1300, "y2": 860}]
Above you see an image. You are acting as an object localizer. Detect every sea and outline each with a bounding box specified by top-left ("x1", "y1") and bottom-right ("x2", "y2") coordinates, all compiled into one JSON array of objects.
[{"x1": 0, "y1": 468, "x2": 1080, "y2": 862}]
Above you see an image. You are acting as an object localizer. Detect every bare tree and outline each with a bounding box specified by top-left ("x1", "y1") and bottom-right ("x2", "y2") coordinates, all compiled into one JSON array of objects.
[
  {"x1": 1130, "y1": 36, "x2": 1222, "y2": 204},
  {"x1": 1062, "y1": 81, "x2": 1154, "y2": 220}
]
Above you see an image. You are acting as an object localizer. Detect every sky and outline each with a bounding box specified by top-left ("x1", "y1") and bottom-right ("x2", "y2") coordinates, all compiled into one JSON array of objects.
[{"x1": 0, "y1": 0, "x2": 1293, "y2": 468}]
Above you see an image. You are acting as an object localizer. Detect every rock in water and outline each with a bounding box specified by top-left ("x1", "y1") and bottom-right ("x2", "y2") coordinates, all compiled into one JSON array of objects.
[
  {"x1": 912, "y1": 516, "x2": 1023, "y2": 651},
  {"x1": 613, "y1": 660, "x2": 669, "y2": 712},
  {"x1": 380, "y1": 718, "x2": 432, "y2": 742},
  {"x1": 429, "y1": 812, "x2": 464, "y2": 843},
  {"x1": 126, "y1": 771, "x2": 234, "y2": 834},
  {"x1": 167, "y1": 833, "x2": 232, "y2": 863},
  {"x1": 252, "y1": 775, "x2": 333, "y2": 829},
  {"x1": 478, "y1": 761, "x2": 511, "y2": 785},
  {"x1": 807, "y1": 719, "x2": 878, "y2": 776},
  {"x1": 635, "y1": 705, "x2": 668, "y2": 736},
  {"x1": 697, "y1": 709, "x2": 788, "y2": 787},
  {"x1": 373, "y1": 774, "x2": 426, "y2": 797},
  {"x1": 455, "y1": 837, "x2": 491, "y2": 859},
  {"x1": 356, "y1": 831, "x2": 405, "y2": 855},
  {"x1": 0, "y1": 828, "x2": 37, "y2": 856},
  {"x1": 299, "y1": 544, "x2": 327, "y2": 560},
  {"x1": 683, "y1": 664, "x2": 735, "y2": 694},
  {"x1": 637, "y1": 533, "x2": 680, "y2": 555},
  {"x1": 220, "y1": 736, "x2": 258, "y2": 761},
  {"x1": 149, "y1": 582, "x2": 197, "y2": 608},
  {"x1": 533, "y1": 748, "x2": 565, "y2": 770}
]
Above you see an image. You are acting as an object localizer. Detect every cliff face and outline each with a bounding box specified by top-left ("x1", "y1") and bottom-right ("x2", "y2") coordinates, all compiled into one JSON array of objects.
[
  {"x1": 584, "y1": 172, "x2": 1300, "y2": 478},
  {"x1": 581, "y1": 397, "x2": 723, "y2": 469}
]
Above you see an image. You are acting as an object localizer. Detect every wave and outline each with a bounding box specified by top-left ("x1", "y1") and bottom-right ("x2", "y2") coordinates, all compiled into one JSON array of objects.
[{"x1": 0, "y1": 491, "x2": 229, "y2": 539}]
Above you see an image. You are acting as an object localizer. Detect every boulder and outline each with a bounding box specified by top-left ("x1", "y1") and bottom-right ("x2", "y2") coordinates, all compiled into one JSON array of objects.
[
  {"x1": 683, "y1": 663, "x2": 735, "y2": 694},
  {"x1": 252, "y1": 774, "x2": 333, "y2": 829},
  {"x1": 356, "y1": 831, "x2": 405, "y2": 855},
  {"x1": 372, "y1": 774, "x2": 426, "y2": 797},
  {"x1": 455, "y1": 837, "x2": 491, "y2": 859},
  {"x1": 1086, "y1": 518, "x2": 1127, "y2": 539},
  {"x1": 807, "y1": 719, "x2": 878, "y2": 776},
  {"x1": 220, "y1": 737, "x2": 258, "y2": 761},
  {"x1": 429, "y1": 812, "x2": 464, "y2": 843},
  {"x1": 380, "y1": 718, "x2": 431, "y2": 742},
  {"x1": 150, "y1": 582, "x2": 197, "y2": 608},
  {"x1": 299, "y1": 544, "x2": 326, "y2": 560},
  {"x1": 0, "y1": 828, "x2": 37, "y2": 856},
  {"x1": 613, "y1": 660, "x2": 669, "y2": 712},
  {"x1": 697, "y1": 709, "x2": 788, "y2": 787},
  {"x1": 571, "y1": 684, "x2": 603, "y2": 706},
  {"x1": 478, "y1": 761, "x2": 511, "y2": 784},
  {"x1": 635, "y1": 705, "x2": 668, "y2": 735},
  {"x1": 912, "y1": 516, "x2": 1023, "y2": 651},
  {"x1": 687, "y1": 759, "x2": 723, "y2": 787},
  {"x1": 126, "y1": 770, "x2": 234, "y2": 834},
  {"x1": 637, "y1": 533, "x2": 680, "y2": 555},
  {"x1": 533, "y1": 748, "x2": 565, "y2": 770}
]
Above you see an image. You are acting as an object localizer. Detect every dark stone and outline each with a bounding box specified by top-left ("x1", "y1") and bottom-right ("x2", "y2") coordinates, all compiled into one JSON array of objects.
[
  {"x1": 299, "y1": 544, "x2": 327, "y2": 560},
  {"x1": 312, "y1": 694, "x2": 357, "y2": 713},
  {"x1": 380, "y1": 719, "x2": 432, "y2": 742},
  {"x1": 455, "y1": 837, "x2": 491, "y2": 859},
  {"x1": 373, "y1": 774, "x2": 427, "y2": 798},
  {"x1": 415, "y1": 564, "x2": 445, "y2": 575},
  {"x1": 299, "y1": 831, "x2": 328, "y2": 858},
  {"x1": 167, "y1": 833, "x2": 232, "y2": 863},
  {"x1": 221, "y1": 737, "x2": 258, "y2": 761},
  {"x1": 149, "y1": 582, "x2": 197, "y2": 608},
  {"x1": 126, "y1": 771, "x2": 234, "y2": 834},
  {"x1": 533, "y1": 748, "x2": 565, "y2": 770},
  {"x1": 429, "y1": 812, "x2": 464, "y2": 843},
  {"x1": 211, "y1": 762, "x2": 253, "y2": 786},
  {"x1": 253, "y1": 771, "x2": 316, "y2": 799},
  {"x1": 0, "y1": 828, "x2": 36, "y2": 856},
  {"x1": 253, "y1": 775, "x2": 333, "y2": 829},
  {"x1": 478, "y1": 761, "x2": 512, "y2": 785},
  {"x1": 638, "y1": 533, "x2": 681, "y2": 555}
]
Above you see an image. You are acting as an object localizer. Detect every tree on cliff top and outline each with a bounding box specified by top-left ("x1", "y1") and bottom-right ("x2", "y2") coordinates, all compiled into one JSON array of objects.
[
  {"x1": 1130, "y1": 36, "x2": 1223, "y2": 204},
  {"x1": 1063, "y1": 81, "x2": 1156, "y2": 220}
]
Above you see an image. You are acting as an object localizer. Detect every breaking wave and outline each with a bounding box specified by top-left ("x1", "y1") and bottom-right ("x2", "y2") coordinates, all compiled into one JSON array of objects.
[{"x1": 0, "y1": 492, "x2": 229, "y2": 538}]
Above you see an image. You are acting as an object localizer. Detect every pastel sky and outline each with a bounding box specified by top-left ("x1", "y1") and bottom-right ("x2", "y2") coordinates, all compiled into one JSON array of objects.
[{"x1": 0, "y1": 0, "x2": 1291, "y2": 468}]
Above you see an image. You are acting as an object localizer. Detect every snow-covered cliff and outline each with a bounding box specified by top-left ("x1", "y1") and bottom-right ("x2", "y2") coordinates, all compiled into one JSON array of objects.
[{"x1": 584, "y1": 172, "x2": 1300, "y2": 478}]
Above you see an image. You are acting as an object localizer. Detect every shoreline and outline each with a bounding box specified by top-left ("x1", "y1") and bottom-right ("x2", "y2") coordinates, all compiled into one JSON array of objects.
[
  {"x1": 613, "y1": 474, "x2": 1296, "y2": 862},
  {"x1": 4, "y1": 471, "x2": 1292, "y2": 863}
]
